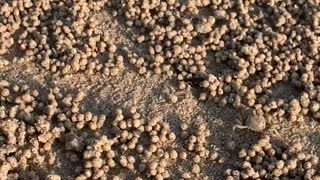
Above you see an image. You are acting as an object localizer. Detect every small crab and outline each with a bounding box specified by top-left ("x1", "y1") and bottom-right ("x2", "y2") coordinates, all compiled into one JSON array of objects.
[{"x1": 233, "y1": 109, "x2": 266, "y2": 132}]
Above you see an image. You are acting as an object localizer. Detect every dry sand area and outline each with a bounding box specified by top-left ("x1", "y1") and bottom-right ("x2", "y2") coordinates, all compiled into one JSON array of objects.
[{"x1": 1, "y1": 0, "x2": 320, "y2": 179}]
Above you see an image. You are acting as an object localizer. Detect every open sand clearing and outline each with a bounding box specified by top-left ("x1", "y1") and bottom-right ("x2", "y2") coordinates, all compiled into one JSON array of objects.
[{"x1": 1, "y1": 0, "x2": 320, "y2": 179}]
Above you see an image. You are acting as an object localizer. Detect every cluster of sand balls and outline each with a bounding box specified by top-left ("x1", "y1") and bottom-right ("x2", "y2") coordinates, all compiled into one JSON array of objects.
[
  {"x1": 2, "y1": 0, "x2": 320, "y2": 128},
  {"x1": 2, "y1": 79, "x2": 319, "y2": 179},
  {"x1": 0, "y1": 80, "x2": 65, "y2": 179},
  {"x1": 75, "y1": 111, "x2": 181, "y2": 180},
  {"x1": 179, "y1": 121, "x2": 222, "y2": 179},
  {"x1": 2, "y1": 0, "x2": 320, "y2": 179},
  {"x1": 180, "y1": 122, "x2": 211, "y2": 161},
  {"x1": 0, "y1": 79, "x2": 221, "y2": 179},
  {"x1": 75, "y1": 109, "x2": 220, "y2": 179},
  {"x1": 226, "y1": 135, "x2": 320, "y2": 180},
  {"x1": 105, "y1": 0, "x2": 320, "y2": 129},
  {"x1": 0, "y1": 0, "x2": 126, "y2": 75},
  {"x1": 0, "y1": 79, "x2": 112, "y2": 179}
]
